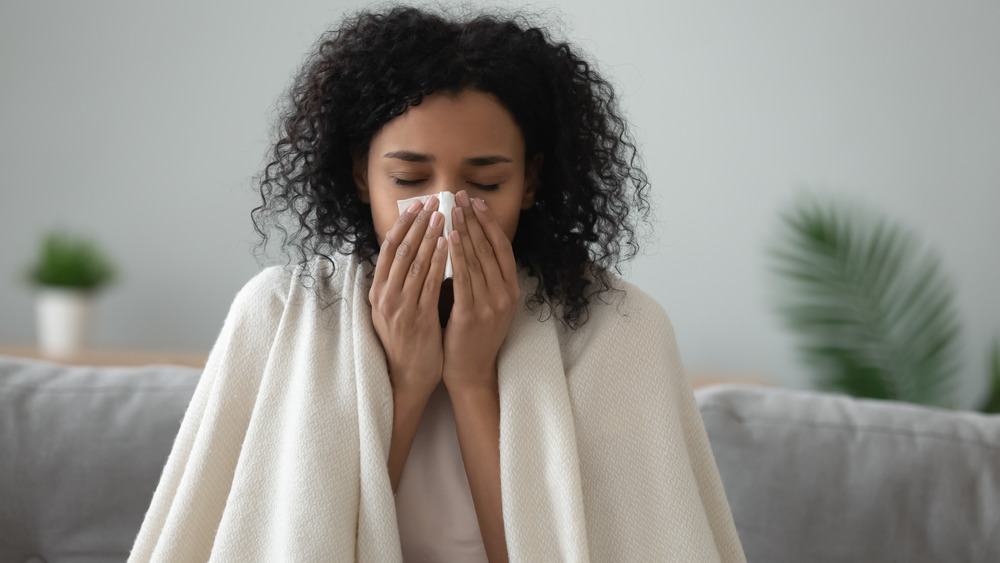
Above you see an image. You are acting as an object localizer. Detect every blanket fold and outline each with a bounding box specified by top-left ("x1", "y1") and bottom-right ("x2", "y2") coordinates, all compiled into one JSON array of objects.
[{"x1": 128, "y1": 255, "x2": 745, "y2": 562}]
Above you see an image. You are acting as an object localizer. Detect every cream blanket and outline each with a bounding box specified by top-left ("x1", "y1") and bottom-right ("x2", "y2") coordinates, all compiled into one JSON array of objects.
[{"x1": 128, "y1": 255, "x2": 745, "y2": 562}]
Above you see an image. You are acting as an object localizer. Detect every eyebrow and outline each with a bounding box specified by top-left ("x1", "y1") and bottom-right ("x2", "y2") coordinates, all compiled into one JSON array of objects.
[
  {"x1": 383, "y1": 151, "x2": 513, "y2": 166},
  {"x1": 464, "y1": 155, "x2": 513, "y2": 166},
  {"x1": 383, "y1": 151, "x2": 433, "y2": 163}
]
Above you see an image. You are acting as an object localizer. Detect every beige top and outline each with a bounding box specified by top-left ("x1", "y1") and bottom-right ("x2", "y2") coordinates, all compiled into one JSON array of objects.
[{"x1": 394, "y1": 381, "x2": 489, "y2": 562}]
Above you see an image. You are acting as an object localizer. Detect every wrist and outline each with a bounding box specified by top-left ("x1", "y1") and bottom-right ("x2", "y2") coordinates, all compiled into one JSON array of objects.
[
  {"x1": 447, "y1": 379, "x2": 500, "y2": 429},
  {"x1": 388, "y1": 362, "x2": 442, "y2": 397},
  {"x1": 443, "y1": 371, "x2": 499, "y2": 400},
  {"x1": 391, "y1": 378, "x2": 439, "y2": 401},
  {"x1": 442, "y1": 359, "x2": 497, "y2": 382}
]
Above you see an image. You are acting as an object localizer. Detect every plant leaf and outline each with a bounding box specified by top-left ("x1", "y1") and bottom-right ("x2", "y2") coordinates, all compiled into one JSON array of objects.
[
  {"x1": 27, "y1": 231, "x2": 116, "y2": 289},
  {"x1": 769, "y1": 194, "x2": 961, "y2": 408}
]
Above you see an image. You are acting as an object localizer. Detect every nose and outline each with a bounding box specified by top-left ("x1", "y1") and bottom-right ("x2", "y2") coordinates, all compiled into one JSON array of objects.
[
  {"x1": 427, "y1": 181, "x2": 469, "y2": 204},
  {"x1": 435, "y1": 183, "x2": 462, "y2": 196}
]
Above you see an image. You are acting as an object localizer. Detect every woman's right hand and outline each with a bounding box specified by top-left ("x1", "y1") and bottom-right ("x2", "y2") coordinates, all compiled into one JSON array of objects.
[{"x1": 368, "y1": 196, "x2": 449, "y2": 397}]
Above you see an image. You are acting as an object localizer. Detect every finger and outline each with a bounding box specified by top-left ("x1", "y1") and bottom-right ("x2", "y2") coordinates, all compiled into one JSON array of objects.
[
  {"x1": 418, "y1": 234, "x2": 448, "y2": 311},
  {"x1": 469, "y1": 196, "x2": 518, "y2": 284},
  {"x1": 402, "y1": 207, "x2": 445, "y2": 301},
  {"x1": 453, "y1": 202, "x2": 489, "y2": 303},
  {"x1": 387, "y1": 196, "x2": 439, "y2": 294},
  {"x1": 374, "y1": 198, "x2": 422, "y2": 288},
  {"x1": 456, "y1": 191, "x2": 504, "y2": 291},
  {"x1": 448, "y1": 229, "x2": 473, "y2": 311}
]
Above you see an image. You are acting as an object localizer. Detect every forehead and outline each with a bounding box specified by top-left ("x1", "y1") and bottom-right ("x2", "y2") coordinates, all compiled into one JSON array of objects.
[{"x1": 370, "y1": 90, "x2": 525, "y2": 160}]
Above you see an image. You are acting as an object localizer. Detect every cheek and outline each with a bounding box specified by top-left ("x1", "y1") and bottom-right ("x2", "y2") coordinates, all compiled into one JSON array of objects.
[
  {"x1": 369, "y1": 195, "x2": 400, "y2": 245},
  {"x1": 477, "y1": 193, "x2": 525, "y2": 242},
  {"x1": 488, "y1": 202, "x2": 521, "y2": 242},
  {"x1": 499, "y1": 215, "x2": 519, "y2": 242}
]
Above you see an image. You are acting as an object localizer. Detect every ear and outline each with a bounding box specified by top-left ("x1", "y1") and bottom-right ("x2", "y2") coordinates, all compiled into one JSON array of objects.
[
  {"x1": 521, "y1": 153, "x2": 543, "y2": 210},
  {"x1": 352, "y1": 149, "x2": 371, "y2": 204}
]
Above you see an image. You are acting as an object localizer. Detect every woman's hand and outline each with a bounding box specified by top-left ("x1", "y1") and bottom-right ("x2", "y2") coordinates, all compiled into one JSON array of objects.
[
  {"x1": 442, "y1": 190, "x2": 521, "y2": 392},
  {"x1": 369, "y1": 196, "x2": 449, "y2": 397}
]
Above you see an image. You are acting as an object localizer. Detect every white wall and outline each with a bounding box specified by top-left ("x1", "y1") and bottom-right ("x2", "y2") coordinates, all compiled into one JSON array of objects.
[{"x1": 2, "y1": 1, "x2": 997, "y2": 407}]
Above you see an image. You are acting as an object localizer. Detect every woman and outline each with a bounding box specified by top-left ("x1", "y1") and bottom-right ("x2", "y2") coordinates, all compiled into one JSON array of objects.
[{"x1": 129, "y1": 6, "x2": 745, "y2": 562}]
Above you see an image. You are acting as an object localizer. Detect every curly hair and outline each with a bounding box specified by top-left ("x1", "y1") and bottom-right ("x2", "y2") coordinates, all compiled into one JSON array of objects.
[{"x1": 252, "y1": 5, "x2": 651, "y2": 329}]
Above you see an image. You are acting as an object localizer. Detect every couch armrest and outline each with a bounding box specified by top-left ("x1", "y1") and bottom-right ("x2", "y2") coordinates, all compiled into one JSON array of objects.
[
  {"x1": 0, "y1": 355, "x2": 201, "y2": 563},
  {"x1": 697, "y1": 385, "x2": 1000, "y2": 563}
]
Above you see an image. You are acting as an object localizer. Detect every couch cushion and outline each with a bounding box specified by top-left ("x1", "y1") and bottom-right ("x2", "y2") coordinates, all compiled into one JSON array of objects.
[
  {"x1": 0, "y1": 356, "x2": 200, "y2": 563},
  {"x1": 696, "y1": 384, "x2": 1000, "y2": 563}
]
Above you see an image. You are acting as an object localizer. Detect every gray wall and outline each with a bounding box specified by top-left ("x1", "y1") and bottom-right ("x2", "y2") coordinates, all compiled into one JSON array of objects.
[{"x1": 2, "y1": 1, "x2": 998, "y2": 407}]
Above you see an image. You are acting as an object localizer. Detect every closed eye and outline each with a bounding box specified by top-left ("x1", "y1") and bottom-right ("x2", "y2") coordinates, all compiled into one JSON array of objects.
[
  {"x1": 470, "y1": 182, "x2": 499, "y2": 191},
  {"x1": 392, "y1": 178, "x2": 498, "y2": 190},
  {"x1": 392, "y1": 178, "x2": 425, "y2": 186}
]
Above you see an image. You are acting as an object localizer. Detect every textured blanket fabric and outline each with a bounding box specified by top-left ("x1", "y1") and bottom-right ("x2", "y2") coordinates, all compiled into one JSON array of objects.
[{"x1": 128, "y1": 256, "x2": 745, "y2": 562}]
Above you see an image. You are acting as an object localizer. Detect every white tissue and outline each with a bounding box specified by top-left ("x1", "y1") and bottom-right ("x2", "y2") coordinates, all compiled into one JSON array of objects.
[{"x1": 396, "y1": 191, "x2": 456, "y2": 279}]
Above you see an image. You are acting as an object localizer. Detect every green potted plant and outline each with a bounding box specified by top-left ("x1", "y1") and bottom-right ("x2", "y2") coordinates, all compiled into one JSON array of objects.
[{"x1": 26, "y1": 231, "x2": 116, "y2": 357}]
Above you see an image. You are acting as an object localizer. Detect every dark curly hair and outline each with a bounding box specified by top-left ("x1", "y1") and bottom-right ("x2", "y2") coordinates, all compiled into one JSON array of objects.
[{"x1": 252, "y1": 5, "x2": 651, "y2": 329}]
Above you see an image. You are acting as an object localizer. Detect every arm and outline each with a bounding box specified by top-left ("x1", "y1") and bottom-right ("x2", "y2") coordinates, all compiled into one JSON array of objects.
[
  {"x1": 367, "y1": 197, "x2": 449, "y2": 492},
  {"x1": 441, "y1": 191, "x2": 519, "y2": 562},
  {"x1": 387, "y1": 386, "x2": 434, "y2": 493},
  {"x1": 450, "y1": 380, "x2": 507, "y2": 563}
]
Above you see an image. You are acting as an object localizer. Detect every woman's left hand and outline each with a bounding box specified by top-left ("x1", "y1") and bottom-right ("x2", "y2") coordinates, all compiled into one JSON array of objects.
[{"x1": 442, "y1": 190, "x2": 521, "y2": 392}]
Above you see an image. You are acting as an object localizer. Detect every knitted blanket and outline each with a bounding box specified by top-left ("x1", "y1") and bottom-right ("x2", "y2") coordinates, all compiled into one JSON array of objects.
[{"x1": 128, "y1": 256, "x2": 745, "y2": 562}]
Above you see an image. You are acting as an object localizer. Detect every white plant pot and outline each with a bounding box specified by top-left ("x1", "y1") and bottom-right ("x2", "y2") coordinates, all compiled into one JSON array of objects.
[{"x1": 36, "y1": 288, "x2": 95, "y2": 357}]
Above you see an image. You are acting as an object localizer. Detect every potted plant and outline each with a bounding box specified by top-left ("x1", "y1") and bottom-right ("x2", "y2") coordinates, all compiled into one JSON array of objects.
[{"x1": 26, "y1": 232, "x2": 116, "y2": 357}]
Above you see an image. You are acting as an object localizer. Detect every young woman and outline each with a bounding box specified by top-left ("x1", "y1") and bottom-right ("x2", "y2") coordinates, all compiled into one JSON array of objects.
[{"x1": 129, "y1": 6, "x2": 745, "y2": 563}]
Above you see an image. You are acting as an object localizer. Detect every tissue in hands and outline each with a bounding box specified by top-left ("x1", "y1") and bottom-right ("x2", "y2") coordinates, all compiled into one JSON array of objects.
[{"x1": 396, "y1": 191, "x2": 456, "y2": 279}]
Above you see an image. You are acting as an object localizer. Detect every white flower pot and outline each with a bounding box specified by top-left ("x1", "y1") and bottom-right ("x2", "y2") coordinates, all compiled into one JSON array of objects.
[{"x1": 35, "y1": 288, "x2": 95, "y2": 357}]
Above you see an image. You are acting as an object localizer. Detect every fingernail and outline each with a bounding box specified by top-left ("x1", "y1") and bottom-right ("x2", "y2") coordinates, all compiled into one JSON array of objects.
[
  {"x1": 474, "y1": 198, "x2": 487, "y2": 211},
  {"x1": 407, "y1": 200, "x2": 421, "y2": 213},
  {"x1": 457, "y1": 190, "x2": 470, "y2": 207},
  {"x1": 423, "y1": 196, "x2": 436, "y2": 211},
  {"x1": 430, "y1": 211, "x2": 442, "y2": 227},
  {"x1": 437, "y1": 236, "x2": 446, "y2": 250},
  {"x1": 449, "y1": 230, "x2": 460, "y2": 243},
  {"x1": 454, "y1": 206, "x2": 464, "y2": 224}
]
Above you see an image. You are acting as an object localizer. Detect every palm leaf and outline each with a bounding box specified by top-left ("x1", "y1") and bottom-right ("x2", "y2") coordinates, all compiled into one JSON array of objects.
[{"x1": 769, "y1": 194, "x2": 962, "y2": 408}]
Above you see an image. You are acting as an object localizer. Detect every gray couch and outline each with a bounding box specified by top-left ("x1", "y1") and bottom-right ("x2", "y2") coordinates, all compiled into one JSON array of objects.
[{"x1": 1, "y1": 355, "x2": 998, "y2": 562}]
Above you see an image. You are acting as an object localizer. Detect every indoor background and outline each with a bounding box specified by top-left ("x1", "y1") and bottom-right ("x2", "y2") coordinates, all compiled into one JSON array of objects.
[{"x1": 1, "y1": 0, "x2": 997, "y2": 407}]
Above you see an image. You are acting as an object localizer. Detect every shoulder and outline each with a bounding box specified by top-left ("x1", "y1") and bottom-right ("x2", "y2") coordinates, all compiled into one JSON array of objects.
[
  {"x1": 558, "y1": 273, "x2": 679, "y2": 366},
  {"x1": 235, "y1": 264, "x2": 296, "y2": 301},
  {"x1": 227, "y1": 264, "x2": 298, "y2": 319},
  {"x1": 518, "y1": 266, "x2": 671, "y2": 335},
  {"x1": 202, "y1": 265, "x2": 300, "y2": 368},
  {"x1": 229, "y1": 255, "x2": 362, "y2": 318},
  {"x1": 582, "y1": 275, "x2": 675, "y2": 342}
]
